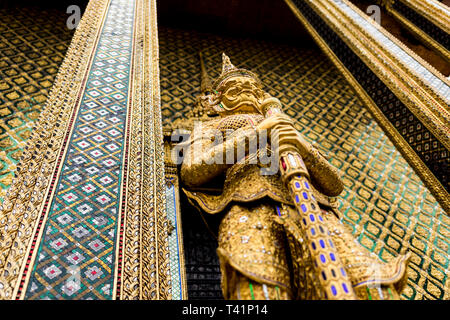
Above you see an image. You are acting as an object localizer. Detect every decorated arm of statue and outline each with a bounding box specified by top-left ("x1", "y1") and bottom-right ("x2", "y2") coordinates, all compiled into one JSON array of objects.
[
  {"x1": 257, "y1": 100, "x2": 344, "y2": 197},
  {"x1": 257, "y1": 96, "x2": 357, "y2": 300},
  {"x1": 180, "y1": 127, "x2": 259, "y2": 188}
]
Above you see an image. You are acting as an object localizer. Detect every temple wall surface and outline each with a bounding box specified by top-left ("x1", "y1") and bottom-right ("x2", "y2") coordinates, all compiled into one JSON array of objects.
[{"x1": 159, "y1": 26, "x2": 448, "y2": 300}]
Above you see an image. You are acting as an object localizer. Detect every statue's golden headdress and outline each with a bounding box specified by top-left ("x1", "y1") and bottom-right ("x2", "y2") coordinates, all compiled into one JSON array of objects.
[
  {"x1": 166, "y1": 53, "x2": 266, "y2": 131},
  {"x1": 183, "y1": 52, "x2": 265, "y2": 118},
  {"x1": 212, "y1": 53, "x2": 262, "y2": 92}
]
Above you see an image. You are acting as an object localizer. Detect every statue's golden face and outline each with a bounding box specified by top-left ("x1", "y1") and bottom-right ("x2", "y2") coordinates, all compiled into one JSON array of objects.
[{"x1": 218, "y1": 76, "x2": 265, "y2": 115}]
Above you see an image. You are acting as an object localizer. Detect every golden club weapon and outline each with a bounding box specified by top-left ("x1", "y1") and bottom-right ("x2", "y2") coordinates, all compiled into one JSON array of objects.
[{"x1": 260, "y1": 98, "x2": 357, "y2": 300}]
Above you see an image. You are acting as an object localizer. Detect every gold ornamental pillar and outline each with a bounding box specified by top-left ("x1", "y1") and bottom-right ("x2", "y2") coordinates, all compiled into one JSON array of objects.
[
  {"x1": 0, "y1": 0, "x2": 180, "y2": 300},
  {"x1": 381, "y1": 0, "x2": 450, "y2": 63},
  {"x1": 285, "y1": 0, "x2": 450, "y2": 214}
]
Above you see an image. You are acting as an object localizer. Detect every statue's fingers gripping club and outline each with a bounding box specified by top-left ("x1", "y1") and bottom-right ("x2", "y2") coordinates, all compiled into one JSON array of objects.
[
  {"x1": 271, "y1": 125, "x2": 309, "y2": 156},
  {"x1": 257, "y1": 113, "x2": 294, "y2": 132}
]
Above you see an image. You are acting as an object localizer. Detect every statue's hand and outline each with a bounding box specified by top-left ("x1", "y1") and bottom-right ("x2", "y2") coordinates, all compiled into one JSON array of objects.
[
  {"x1": 256, "y1": 113, "x2": 294, "y2": 133},
  {"x1": 267, "y1": 121, "x2": 343, "y2": 196},
  {"x1": 256, "y1": 113, "x2": 308, "y2": 156},
  {"x1": 270, "y1": 123, "x2": 310, "y2": 157}
]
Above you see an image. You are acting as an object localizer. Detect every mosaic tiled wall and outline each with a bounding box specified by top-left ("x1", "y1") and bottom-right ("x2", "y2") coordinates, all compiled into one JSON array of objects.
[
  {"x1": 159, "y1": 26, "x2": 449, "y2": 300},
  {"x1": 0, "y1": 6, "x2": 74, "y2": 201}
]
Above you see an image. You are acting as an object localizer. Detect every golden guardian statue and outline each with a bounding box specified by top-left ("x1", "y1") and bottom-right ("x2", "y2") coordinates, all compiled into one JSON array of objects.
[{"x1": 177, "y1": 53, "x2": 410, "y2": 300}]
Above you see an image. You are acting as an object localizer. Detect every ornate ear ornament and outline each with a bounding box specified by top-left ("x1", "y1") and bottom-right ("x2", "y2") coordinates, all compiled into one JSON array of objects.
[
  {"x1": 200, "y1": 93, "x2": 222, "y2": 115},
  {"x1": 205, "y1": 89, "x2": 223, "y2": 113}
]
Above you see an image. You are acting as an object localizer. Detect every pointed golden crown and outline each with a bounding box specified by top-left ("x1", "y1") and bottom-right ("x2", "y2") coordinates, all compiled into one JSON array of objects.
[{"x1": 212, "y1": 53, "x2": 262, "y2": 91}]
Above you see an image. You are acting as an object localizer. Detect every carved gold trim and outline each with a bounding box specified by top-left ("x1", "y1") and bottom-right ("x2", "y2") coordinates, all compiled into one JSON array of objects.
[
  {"x1": 284, "y1": 0, "x2": 449, "y2": 214},
  {"x1": 119, "y1": 0, "x2": 170, "y2": 300},
  {"x1": 117, "y1": 0, "x2": 142, "y2": 300},
  {"x1": 143, "y1": 0, "x2": 171, "y2": 300}
]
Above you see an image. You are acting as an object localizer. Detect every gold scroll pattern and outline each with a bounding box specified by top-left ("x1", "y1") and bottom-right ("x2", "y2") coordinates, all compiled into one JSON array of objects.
[
  {"x1": 140, "y1": 0, "x2": 171, "y2": 300},
  {"x1": 119, "y1": 0, "x2": 170, "y2": 300},
  {"x1": 119, "y1": 0, "x2": 144, "y2": 300}
]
